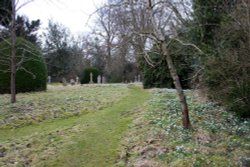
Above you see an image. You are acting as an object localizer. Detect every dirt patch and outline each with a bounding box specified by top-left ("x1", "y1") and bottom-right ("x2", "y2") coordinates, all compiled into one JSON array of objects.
[
  {"x1": 195, "y1": 130, "x2": 213, "y2": 145},
  {"x1": 133, "y1": 159, "x2": 162, "y2": 167}
]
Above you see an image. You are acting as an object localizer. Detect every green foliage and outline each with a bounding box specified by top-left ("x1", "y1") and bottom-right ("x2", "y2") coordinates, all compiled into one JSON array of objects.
[
  {"x1": 80, "y1": 67, "x2": 100, "y2": 84},
  {"x1": 15, "y1": 15, "x2": 41, "y2": 44},
  {"x1": 204, "y1": 55, "x2": 250, "y2": 118},
  {"x1": 89, "y1": 37, "x2": 105, "y2": 73},
  {"x1": 139, "y1": 51, "x2": 173, "y2": 89},
  {"x1": 45, "y1": 47, "x2": 72, "y2": 80},
  {"x1": 43, "y1": 20, "x2": 85, "y2": 81},
  {"x1": 139, "y1": 42, "x2": 193, "y2": 89},
  {"x1": 191, "y1": 0, "x2": 228, "y2": 47},
  {"x1": 0, "y1": 15, "x2": 41, "y2": 45},
  {"x1": 43, "y1": 20, "x2": 71, "y2": 80},
  {"x1": 203, "y1": 3, "x2": 250, "y2": 118},
  {"x1": 0, "y1": 38, "x2": 47, "y2": 94},
  {"x1": 188, "y1": 1, "x2": 250, "y2": 117},
  {"x1": 109, "y1": 74, "x2": 123, "y2": 83},
  {"x1": 0, "y1": 0, "x2": 12, "y2": 27}
]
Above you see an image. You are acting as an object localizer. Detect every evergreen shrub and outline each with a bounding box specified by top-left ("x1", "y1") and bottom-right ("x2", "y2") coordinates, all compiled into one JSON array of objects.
[{"x1": 0, "y1": 38, "x2": 47, "y2": 93}]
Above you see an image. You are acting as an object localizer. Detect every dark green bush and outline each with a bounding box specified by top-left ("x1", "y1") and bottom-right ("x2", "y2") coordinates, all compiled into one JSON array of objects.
[
  {"x1": 139, "y1": 43, "x2": 192, "y2": 89},
  {"x1": 80, "y1": 67, "x2": 100, "y2": 84},
  {"x1": 204, "y1": 54, "x2": 250, "y2": 118},
  {"x1": 139, "y1": 52, "x2": 173, "y2": 89},
  {"x1": 201, "y1": 4, "x2": 250, "y2": 118},
  {"x1": 0, "y1": 38, "x2": 47, "y2": 93},
  {"x1": 228, "y1": 82, "x2": 250, "y2": 118}
]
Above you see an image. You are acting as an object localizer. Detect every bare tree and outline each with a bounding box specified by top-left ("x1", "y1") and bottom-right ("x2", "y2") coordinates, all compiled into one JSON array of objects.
[
  {"x1": 93, "y1": 5, "x2": 117, "y2": 75},
  {"x1": 147, "y1": 0, "x2": 191, "y2": 128},
  {"x1": 10, "y1": 0, "x2": 17, "y2": 103}
]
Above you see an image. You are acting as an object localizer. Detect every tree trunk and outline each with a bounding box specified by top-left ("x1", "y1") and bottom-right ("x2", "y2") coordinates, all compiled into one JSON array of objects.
[
  {"x1": 10, "y1": 0, "x2": 16, "y2": 103},
  {"x1": 161, "y1": 42, "x2": 191, "y2": 129}
]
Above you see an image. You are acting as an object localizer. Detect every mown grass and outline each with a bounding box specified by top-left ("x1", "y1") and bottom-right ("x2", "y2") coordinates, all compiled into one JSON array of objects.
[
  {"x1": 0, "y1": 84, "x2": 150, "y2": 167},
  {"x1": 119, "y1": 88, "x2": 250, "y2": 167}
]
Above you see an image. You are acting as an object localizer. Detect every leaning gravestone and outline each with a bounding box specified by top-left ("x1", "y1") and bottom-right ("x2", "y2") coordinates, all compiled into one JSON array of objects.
[
  {"x1": 97, "y1": 75, "x2": 101, "y2": 84},
  {"x1": 89, "y1": 72, "x2": 94, "y2": 84}
]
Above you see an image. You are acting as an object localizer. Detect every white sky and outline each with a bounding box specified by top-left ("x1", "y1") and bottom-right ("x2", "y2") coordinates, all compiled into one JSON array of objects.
[{"x1": 17, "y1": 0, "x2": 105, "y2": 34}]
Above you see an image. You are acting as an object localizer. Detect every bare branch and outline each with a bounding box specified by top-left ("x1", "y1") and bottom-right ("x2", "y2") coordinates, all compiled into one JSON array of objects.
[
  {"x1": 171, "y1": 38, "x2": 204, "y2": 54},
  {"x1": 143, "y1": 49, "x2": 155, "y2": 67},
  {"x1": 17, "y1": 66, "x2": 36, "y2": 79},
  {"x1": 16, "y1": 0, "x2": 34, "y2": 12}
]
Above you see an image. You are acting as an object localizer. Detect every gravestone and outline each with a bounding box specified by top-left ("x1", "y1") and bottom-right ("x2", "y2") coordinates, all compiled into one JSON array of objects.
[
  {"x1": 102, "y1": 76, "x2": 106, "y2": 83},
  {"x1": 76, "y1": 76, "x2": 79, "y2": 84},
  {"x1": 138, "y1": 75, "x2": 141, "y2": 82},
  {"x1": 89, "y1": 72, "x2": 94, "y2": 84},
  {"x1": 47, "y1": 76, "x2": 51, "y2": 84},
  {"x1": 97, "y1": 75, "x2": 101, "y2": 84},
  {"x1": 62, "y1": 78, "x2": 67, "y2": 86},
  {"x1": 70, "y1": 78, "x2": 75, "y2": 85},
  {"x1": 134, "y1": 76, "x2": 138, "y2": 82}
]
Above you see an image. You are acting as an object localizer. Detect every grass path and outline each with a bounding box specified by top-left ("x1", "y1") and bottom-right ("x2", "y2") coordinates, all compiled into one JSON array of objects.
[{"x1": 0, "y1": 86, "x2": 149, "y2": 167}]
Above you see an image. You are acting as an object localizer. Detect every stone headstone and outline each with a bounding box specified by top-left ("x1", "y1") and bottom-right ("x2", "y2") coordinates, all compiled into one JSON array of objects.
[
  {"x1": 62, "y1": 78, "x2": 67, "y2": 86},
  {"x1": 138, "y1": 75, "x2": 141, "y2": 82},
  {"x1": 134, "y1": 76, "x2": 138, "y2": 82},
  {"x1": 76, "y1": 76, "x2": 79, "y2": 84},
  {"x1": 89, "y1": 72, "x2": 94, "y2": 84},
  {"x1": 102, "y1": 76, "x2": 106, "y2": 84},
  {"x1": 97, "y1": 75, "x2": 101, "y2": 84},
  {"x1": 48, "y1": 76, "x2": 51, "y2": 84},
  {"x1": 70, "y1": 78, "x2": 75, "y2": 85}
]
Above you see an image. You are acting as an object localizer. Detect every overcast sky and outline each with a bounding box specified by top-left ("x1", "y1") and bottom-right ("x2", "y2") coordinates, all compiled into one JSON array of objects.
[{"x1": 18, "y1": 0, "x2": 105, "y2": 34}]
